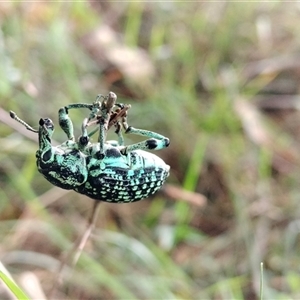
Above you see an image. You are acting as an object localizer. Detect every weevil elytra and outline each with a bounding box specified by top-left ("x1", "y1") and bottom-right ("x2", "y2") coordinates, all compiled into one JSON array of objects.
[{"x1": 10, "y1": 92, "x2": 170, "y2": 202}]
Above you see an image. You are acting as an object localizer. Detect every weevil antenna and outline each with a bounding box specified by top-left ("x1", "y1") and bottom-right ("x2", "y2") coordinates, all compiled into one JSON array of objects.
[{"x1": 9, "y1": 111, "x2": 38, "y2": 133}]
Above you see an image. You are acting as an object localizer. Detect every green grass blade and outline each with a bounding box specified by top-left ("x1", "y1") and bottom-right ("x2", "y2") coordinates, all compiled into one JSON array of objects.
[
  {"x1": 260, "y1": 262, "x2": 264, "y2": 300},
  {"x1": 0, "y1": 271, "x2": 30, "y2": 300}
]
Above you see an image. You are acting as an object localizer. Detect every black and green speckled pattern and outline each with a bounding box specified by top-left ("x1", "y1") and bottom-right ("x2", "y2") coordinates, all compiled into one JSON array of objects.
[
  {"x1": 36, "y1": 147, "x2": 88, "y2": 190},
  {"x1": 75, "y1": 146, "x2": 170, "y2": 202},
  {"x1": 75, "y1": 166, "x2": 169, "y2": 202},
  {"x1": 10, "y1": 93, "x2": 170, "y2": 203}
]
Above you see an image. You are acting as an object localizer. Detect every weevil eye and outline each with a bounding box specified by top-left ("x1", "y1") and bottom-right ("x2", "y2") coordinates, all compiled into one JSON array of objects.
[{"x1": 39, "y1": 118, "x2": 54, "y2": 130}]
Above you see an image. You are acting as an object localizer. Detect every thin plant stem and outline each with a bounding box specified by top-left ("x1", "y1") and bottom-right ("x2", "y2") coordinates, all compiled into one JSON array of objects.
[
  {"x1": 260, "y1": 262, "x2": 264, "y2": 300},
  {"x1": 49, "y1": 201, "x2": 101, "y2": 298}
]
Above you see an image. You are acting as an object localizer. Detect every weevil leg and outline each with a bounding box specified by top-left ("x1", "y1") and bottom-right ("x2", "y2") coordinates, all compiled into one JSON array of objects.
[
  {"x1": 118, "y1": 114, "x2": 169, "y2": 155},
  {"x1": 95, "y1": 93, "x2": 119, "y2": 155},
  {"x1": 58, "y1": 107, "x2": 75, "y2": 140},
  {"x1": 59, "y1": 102, "x2": 95, "y2": 140},
  {"x1": 98, "y1": 118, "x2": 106, "y2": 155},
  {"x1": 96, "y1": 101, "x2": 119, "y2": 154},
  {"x1": 59, "y1": 92, "x2": 118, "y2": 144},
  {"x1": 58, "y1": 94, "x2": 103, "y2": 140},
  {"x1": 120, "y1": 125, "x2": 170, "y2": 155},
  {"x1": 115, "y1": 121, "x2": 125, "y2": 146},
  {"x1": 64, "y1": 92, "x2": 116, "y2": 124},
  {"x1": 77, "y1": 118, "x2": 90, "y2": 151}
]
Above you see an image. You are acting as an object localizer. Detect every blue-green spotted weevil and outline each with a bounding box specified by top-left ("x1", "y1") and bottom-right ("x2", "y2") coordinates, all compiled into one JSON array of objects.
[{"x1": 10, "y1": 92, "x2": 170, "y2": 203}]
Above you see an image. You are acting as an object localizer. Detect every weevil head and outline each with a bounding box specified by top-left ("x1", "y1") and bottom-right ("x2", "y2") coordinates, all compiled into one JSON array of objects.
[{"x1": 38, "y1": 118, "x2": 55, "y2": 147}]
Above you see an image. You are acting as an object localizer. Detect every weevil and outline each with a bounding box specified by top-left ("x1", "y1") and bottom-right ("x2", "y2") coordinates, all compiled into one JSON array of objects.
[{"x1": 10, "y1": 92, "x2": 170, "y2": 202}]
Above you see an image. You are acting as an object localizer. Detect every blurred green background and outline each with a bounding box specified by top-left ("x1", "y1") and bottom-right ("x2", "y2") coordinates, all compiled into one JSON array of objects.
[{"x1": 1, "y1": 2, "x2": 300, "y2": 299}]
